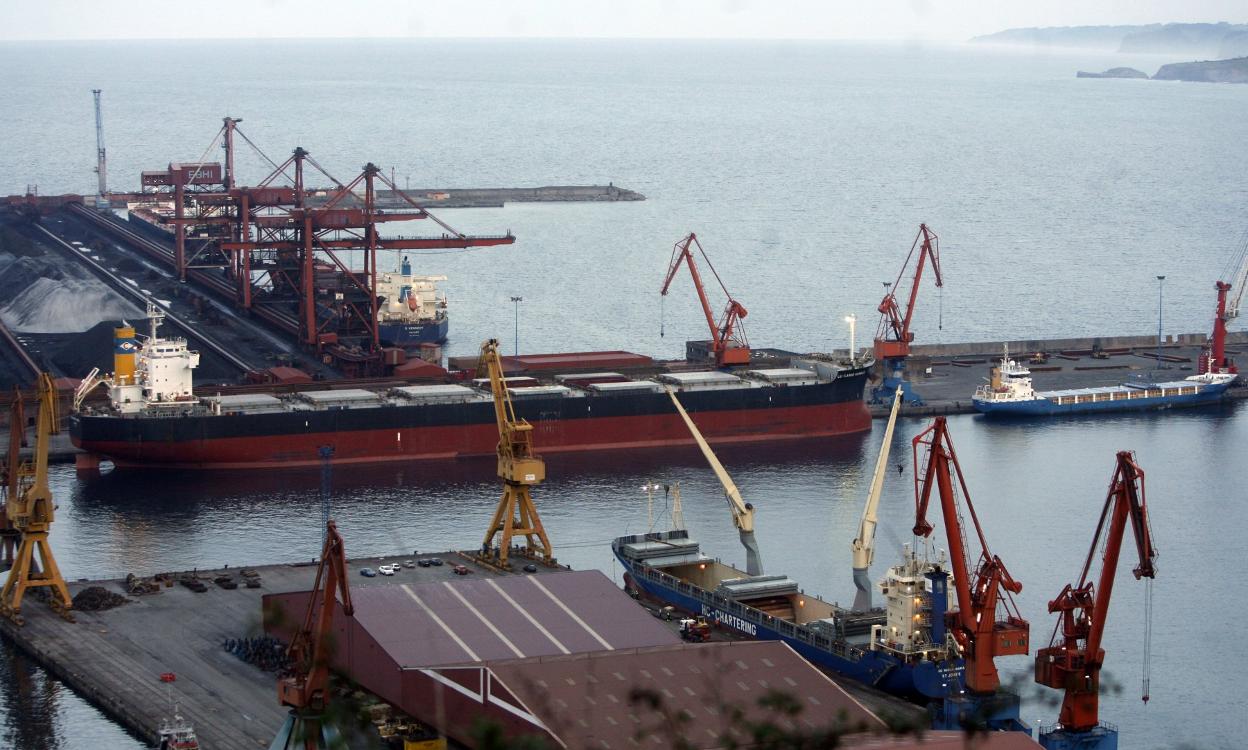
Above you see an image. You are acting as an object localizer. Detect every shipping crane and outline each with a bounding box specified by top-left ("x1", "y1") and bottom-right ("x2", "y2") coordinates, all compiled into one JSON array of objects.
[
  {"x1": 667, "y1": 389, "x2": 761, "y2": 576},
  {"x1": 1199, "y1": 228, "x2": 1248, "y2": 375},
  {"x1": 850, "y1": 386, "x2": 903, "y2": 611},
  {"x1": 270, "y1": 520, "x2": 353, "y2": 750},
  {"x1": 1, "y1": 373, "x2": 73, "y2": 625},
  {"x1": 661, "y1": 233, "x2": 750, "y2": 368},
  {"x1": 1034, "y1": 451, "x2": 1158, "y2": 750},
  {"x1": 1, "y1": 390, "x2": 25, "y2": 569},
  {"x1": 912, "y1": 417, "x2": 1028, "y2": 731},
  {"x1": 873, "y1": 224, "x2": 943, "y2": 405},
  {"x1": 478, "y1": 338, "x2": 553, "y2": 569}
]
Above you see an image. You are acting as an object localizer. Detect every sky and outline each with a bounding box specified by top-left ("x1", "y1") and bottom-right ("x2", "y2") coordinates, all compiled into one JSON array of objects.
[{"x1": 1, "y1": 0, "x2": 1246, "y2": 42}]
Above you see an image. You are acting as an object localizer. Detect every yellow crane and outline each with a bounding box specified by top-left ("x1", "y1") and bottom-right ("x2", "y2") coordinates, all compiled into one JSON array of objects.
[
  {"x1": 478, "y1": 339, "x2": 553, "y2": 569},
  {"x1": 1, "y1": 373, "x2": 73, "y2": 625},
  {"x1": 666, "y1": 389, "x2": 762, "y2": 576},
  {"x1": 850, "y1": 385, "x2": 903, "y2": 611}
]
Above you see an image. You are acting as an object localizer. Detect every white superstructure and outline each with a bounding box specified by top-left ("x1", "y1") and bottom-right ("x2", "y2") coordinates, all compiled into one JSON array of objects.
[
  {"x1": 377, "y1": 256, "x2": 447, "y2": 325},
  {"x1": 972, "y1": 345, "x2": 1037, "y2": 404},
  {"x1": 106, "y1": 303, "x2": 200, "y2": 414}
]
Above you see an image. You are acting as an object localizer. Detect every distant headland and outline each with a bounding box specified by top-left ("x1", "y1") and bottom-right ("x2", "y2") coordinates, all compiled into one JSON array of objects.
[{"x1": 971, "y1": 22, "x2": 1248, "y2": 58}]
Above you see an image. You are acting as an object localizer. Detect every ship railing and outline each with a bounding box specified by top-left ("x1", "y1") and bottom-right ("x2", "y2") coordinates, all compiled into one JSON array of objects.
[
  {"x1": 1036, "y1": 720, "x2": 1117, "y2": 738},
  {"x1": 643, "y1": 566, "x2": 869, "y2": 663}
]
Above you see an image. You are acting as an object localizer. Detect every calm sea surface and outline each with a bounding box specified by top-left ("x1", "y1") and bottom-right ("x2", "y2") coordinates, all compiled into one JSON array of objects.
[{"x1": 1, "y1": 38, "x2": 1246, "y2": 749}]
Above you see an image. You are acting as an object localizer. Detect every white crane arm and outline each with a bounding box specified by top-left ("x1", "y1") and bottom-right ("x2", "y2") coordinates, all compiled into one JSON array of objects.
[
  {"x1": 852, "y1": 386, "x2": 903, "y2": 570},
  {"x1": 72, "y1": 367, "x2": 106, "y2": 412},
  {"x1": 666, "y1": 389, "x2": 754, "y2": 532}
]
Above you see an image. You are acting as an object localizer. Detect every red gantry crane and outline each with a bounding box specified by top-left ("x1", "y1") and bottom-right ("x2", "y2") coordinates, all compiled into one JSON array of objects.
[
  {"x1": 873, "y1": 224, "x2": 943, "y2": 405},
  {"x1": 661, "y1": 233, "x2": 750, "y2": 368},
  {"x1": 270, "y1": 520, "x2": 354, "y2": 750},
  {"x1": 1199, "y1": 228, "x2": 1248, "y2": 376},
  {"x1": 1034, "y1": 451, "x2": 1158, "y2": 750},
  {"x1": 912, "y1": 416, "x2": 1028, "y2": 731}
]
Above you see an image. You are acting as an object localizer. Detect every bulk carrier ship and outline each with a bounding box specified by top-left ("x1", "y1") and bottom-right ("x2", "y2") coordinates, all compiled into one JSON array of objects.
[{"x1": 70, "y1": 306, "x2": 872, "y2": 469}]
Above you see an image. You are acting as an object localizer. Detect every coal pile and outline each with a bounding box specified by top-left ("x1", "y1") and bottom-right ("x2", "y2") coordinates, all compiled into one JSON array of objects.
[
  {"x1": 72, "y1": 586, "x2": 132, "y2": 612},
  {"x1": 0, "y1": 256, "x2": 139, "y2": 334},
  {"x1": 50, "y1": 320, "x2": 123, "y2": 378},
  {"x1": 223, "y1": 635, "x2": 291, "y2": 674}
]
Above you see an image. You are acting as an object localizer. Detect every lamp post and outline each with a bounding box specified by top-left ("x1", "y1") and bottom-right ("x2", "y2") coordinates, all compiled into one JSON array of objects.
[
  {"x1": 1155, "y1": 276, "x2": 1165, "y2": 368},
  {"x1": 844, "y1": 314, "x2": 857, "y2": 364},
  {"x1": 510, "y1": 296, "x2": 523, "y2": 356}
]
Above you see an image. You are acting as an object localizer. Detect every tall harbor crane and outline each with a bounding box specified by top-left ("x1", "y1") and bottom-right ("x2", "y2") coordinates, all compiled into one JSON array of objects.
[
  {"x1": 667, "y1": 389, "x2": 761, "y2": 576},
  {"x1": 912, "y1": 416, "x2": 1028, "y2": 731},
  {"x1": 271, "y1": 520, "x2": 353, "y2": 750},
  {"x1": 661, "y1": 233, "x2": 750, "y2": 368},
  {"x1": 873, "y1": 224, "x2": 943, "y2": 405},
  {"x1": 1, "y1": 391, "x2": 25, "y2": 569},
  {"x1": 850, "y1": 386, "x2": 903, "y2": 611},
  {"x1": 1199, "y1": 228, "x2": 1248, "y2": 375},
  {"x1": 1035, "y1": 451, "x2": 1158, "y2": 750},
  {"x1": 1, "y1": 373, "x2": 73, "y2": 625},
  {"x1": 478, "y1": 338, "x2": 553, "y2": 569}
]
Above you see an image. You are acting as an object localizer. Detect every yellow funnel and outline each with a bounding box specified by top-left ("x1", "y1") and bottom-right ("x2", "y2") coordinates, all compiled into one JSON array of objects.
[{"x1": 114, "y1": 325, "x2": 137, "y2": 385}]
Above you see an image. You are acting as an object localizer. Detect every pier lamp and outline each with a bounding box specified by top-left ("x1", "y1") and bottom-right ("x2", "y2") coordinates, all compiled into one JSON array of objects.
[
  {"x1": 511, "y1": 296, "x2": 523, "y2": 355},
  {"x1": 1155, "y1": 276, "x2": 1166, "y2": 368},
  {"x1": 844, "y1": 314, "x2": 857, "y2": 364}
]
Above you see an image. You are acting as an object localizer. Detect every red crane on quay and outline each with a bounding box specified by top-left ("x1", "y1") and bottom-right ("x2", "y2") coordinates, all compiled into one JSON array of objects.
[
  {"x1": 1199, "y1": 228, "x2": 1248, "y2": 376},
  {"x1": 873, "y1": 223, "x2": 943, "y2": 405},
  {"x1": 660, "y1": 232, "x2": 750, "y2": 368},
  {"x1": 131, "y1": 117, "x2": 514, "y2": 375},
  {"x1": 270, "y1": 520, "x2": 354, "y2": 750},
  {"x1": 1034, "y1": 451, "x2": 1157, "y2": 750},
  {"x1": 911, "y1": 416, "x2": 1029, "y2": 731}
]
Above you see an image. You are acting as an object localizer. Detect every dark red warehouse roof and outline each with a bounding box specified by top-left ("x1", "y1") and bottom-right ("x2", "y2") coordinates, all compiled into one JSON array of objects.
[{"x1": 348, "y1": 569, "x2": 679, "y2": 668}]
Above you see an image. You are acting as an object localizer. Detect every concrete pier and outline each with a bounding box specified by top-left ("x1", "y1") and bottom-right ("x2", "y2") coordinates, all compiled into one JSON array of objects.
[{"x1": 0, "y1": 551, "x2": 538, "y2": 749}]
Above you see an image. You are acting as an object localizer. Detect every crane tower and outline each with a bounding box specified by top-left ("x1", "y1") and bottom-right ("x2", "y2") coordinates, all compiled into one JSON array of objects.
[{"x1": 92, "y1": 89, "x2": 108, "y2": 209}]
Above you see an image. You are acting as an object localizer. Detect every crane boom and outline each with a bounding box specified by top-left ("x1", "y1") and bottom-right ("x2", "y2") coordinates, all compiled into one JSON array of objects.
[
  {"x1": 851, "y1": 385, "x2": 903, "y2": 610},
  {"x1": 874, "y1": 224, "x2": 943, "y2": 361},
  {"x1": 666, "y1": 389, "x2": 761, "y2": 576},
  {"x1": 1035, "y1": 451, "x2": 1157, "y2": 737},
  {"x1": 1225, "y1": 227, "x2": 1248, "y2": 320},
  {"x1": 912, "y1": 417, "x2": 1028, "y2": 695},
  {"x1": 661, "y1": 233, "x2": 750, "y2": 367}
]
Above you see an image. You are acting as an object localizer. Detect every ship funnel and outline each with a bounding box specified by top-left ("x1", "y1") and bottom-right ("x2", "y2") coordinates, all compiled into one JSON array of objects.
[
  {"x1": 114, "y1": 324, "x2": 137, "y2": 385},
  {"x1": 401, "y1": 256, "x2": 411, "y2": 276}
]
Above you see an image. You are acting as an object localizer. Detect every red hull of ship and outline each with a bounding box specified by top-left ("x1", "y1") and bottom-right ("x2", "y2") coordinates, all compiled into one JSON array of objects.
[{"x1": 83, "y1": 401, "x2": 870, "y2": 470}]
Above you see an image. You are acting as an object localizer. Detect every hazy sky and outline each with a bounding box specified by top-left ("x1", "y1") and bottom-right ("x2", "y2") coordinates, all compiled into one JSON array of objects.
[{"x1": 2, "y1": 0, "x2": 1246, "y2": 42}]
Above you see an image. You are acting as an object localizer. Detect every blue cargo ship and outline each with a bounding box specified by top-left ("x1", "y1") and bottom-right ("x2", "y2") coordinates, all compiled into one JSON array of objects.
[
  {"x1": 613, "y1": 530, "x2": 967, "y2": 701},
  {"x1": 376, "y1": 256, "x2": 450, "y2": 347},
  {"x1": 972, "y1": 347, "x2": 1236, "y2": 416}
]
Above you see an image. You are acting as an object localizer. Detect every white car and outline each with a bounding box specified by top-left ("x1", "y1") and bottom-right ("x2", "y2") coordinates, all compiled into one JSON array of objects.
[{"x1": 377, "y1": 564, "x2": 397, "y2": 576}]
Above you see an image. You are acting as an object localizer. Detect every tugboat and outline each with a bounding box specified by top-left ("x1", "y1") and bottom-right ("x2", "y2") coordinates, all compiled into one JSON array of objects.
[
  {"x1": 156, "y1": 707, "x2": 200, "y2": 750},
  {"x1": 972, "y1": 345, "x2": 1236, "y2": 416}
]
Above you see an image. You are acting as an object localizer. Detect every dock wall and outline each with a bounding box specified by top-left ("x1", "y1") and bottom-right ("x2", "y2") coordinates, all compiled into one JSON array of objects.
[{"x1": 908, "y1": 331, "x2": 1248, "y2": 358}]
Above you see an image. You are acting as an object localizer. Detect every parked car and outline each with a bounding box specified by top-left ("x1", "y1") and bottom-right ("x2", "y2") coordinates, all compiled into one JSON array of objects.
[
  {"x1": 359, "y1": 568, "x2": 377, "y2": 578},
  {"x1": 418, "y1": 559, "x2": 433, "y2": 568},
  {"x1": 523, "y1": 564, "x2": 538, "y2": 573},
  {"x1": 378, "y1": 564, "x2": 397, "y2": 576},
  {"x1": 429, "y1": 558, "x2": 444, "y2": 567},
  {"x1": 452, "y1": 565, "x2": 473, "y2": 576},
  {"x1": 402, "y1": 560, "x2": 416, "y2": 569}
]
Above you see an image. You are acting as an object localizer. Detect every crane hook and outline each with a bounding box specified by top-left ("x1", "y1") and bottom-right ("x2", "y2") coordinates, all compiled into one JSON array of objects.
[{"x1": 660, "y1": 294, "x2": 665, "y2": 338}]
